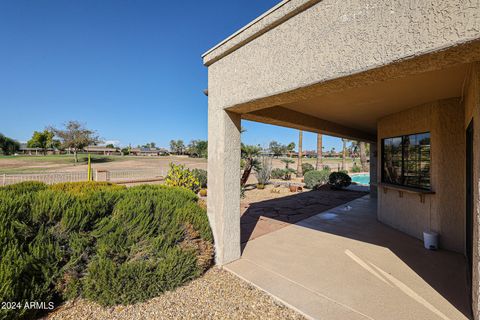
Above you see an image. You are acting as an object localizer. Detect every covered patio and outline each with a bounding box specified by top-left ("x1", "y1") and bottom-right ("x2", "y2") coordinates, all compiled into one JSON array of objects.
[
  {"x1": 228, "y1": 195, "x2": 470, "y2": 320},
  {"x1": 203, "y1": 0, "x2": 480, "y2": 317}
]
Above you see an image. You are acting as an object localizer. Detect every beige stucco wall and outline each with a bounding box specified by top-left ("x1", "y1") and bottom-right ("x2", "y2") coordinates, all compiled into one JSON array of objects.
[
  {"x1": 207, "y1": 96, "x2": 242, "y2": 265},
  {"x1": 377, "y1": 98, "x2": 465, "y2": 253},
  {"x1": 464, "y1": 62, "x2": 480, "y2": 319},
  {"x1": 206, "y1": 0, "x2": 480, "y2": 112}
]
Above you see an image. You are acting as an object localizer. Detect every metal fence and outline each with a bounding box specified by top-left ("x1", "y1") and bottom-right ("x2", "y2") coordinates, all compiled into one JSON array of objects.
[
  {"x1": 1, "y1": 172, "x2": 88, "y2": 186},
  {"x1": 1, "y1": 168, "x2": 168, "y2": 186},
  {"x1": 107, "y1": 168, "x2": 167, "y2": 182}
]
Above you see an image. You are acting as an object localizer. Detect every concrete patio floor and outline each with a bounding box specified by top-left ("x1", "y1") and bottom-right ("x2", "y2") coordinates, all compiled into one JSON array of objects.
[{"x1": 226, "y1": 195, "x2": 471, "y2": 320}]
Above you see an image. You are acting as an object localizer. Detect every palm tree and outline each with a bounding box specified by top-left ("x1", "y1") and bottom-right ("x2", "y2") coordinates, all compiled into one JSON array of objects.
[
  {"x1": 315, "y1": 133, "x2": 323, "y2": 170},
  {"x1": 359, "y1": 141, "x2": 368, "y2": 171},
  {"x1": 296, "y1": 130, "x2": 303, "y2": 177},
  {"x1": 342, "y1": 138, "x2": 348, "y2": 170},
  {"x1": 240, "y1": 144, "x2": 261, "y2": 186},
  {"x1": 350, "y1": 141, "x2": 359, "y2": 165}
]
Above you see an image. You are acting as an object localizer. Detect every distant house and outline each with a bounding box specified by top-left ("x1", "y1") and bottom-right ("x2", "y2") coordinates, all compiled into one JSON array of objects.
[
  {"x1": 130, "y1": 148, "x2": 169, "y2": 156},
  {"x1": 84, "y1": 146, "x2": 119, "y2": 155},
  {"x1": 19, "y1": 144, "x2": 58, "y2": 155}
]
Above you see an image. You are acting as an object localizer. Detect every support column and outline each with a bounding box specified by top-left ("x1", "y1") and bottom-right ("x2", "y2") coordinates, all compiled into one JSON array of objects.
[
  {"x1": 369, "y1": 142, "x2": 378, "y2": 197},
  {"x1": 208, "y1": 104, "x2": 241, "y2": 265}
]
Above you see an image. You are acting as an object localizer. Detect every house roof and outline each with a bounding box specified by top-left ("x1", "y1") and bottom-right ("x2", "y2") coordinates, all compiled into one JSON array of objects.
[
  {"x1": 84, "y1": 146, "x2": 117, "y2": 152},
  {"x1": 130, "y1": 148, "x2": 168, "y2": 153}
]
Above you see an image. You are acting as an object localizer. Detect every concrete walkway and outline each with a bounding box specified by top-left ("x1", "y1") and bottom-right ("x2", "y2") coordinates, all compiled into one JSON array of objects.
[{"x1": 226, "y1": 195, "x2": 470, "y2": 320}]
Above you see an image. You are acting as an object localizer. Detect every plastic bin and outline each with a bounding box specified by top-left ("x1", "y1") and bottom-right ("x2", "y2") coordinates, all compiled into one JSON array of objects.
[{"x1": 423, "y1": 231, "x2": 439, "y2": 250}]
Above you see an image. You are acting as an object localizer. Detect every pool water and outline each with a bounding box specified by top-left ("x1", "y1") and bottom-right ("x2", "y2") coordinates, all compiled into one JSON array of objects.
[{"x1": 351, "y1": 174, "x2": 370, "y2": 186}]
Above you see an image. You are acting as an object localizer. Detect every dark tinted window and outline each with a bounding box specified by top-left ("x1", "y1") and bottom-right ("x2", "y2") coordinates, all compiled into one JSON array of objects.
[{"x1": 382, "y1": 132, "x2": 430, "y2": 190}]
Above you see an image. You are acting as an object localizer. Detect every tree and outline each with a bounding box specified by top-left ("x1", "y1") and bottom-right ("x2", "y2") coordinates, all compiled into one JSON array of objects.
[
  {"x1": 268, "y1": 141, "x2": 284, "y2": 157},
  {"x1": 281, "y1": 158, "x2": 296, "y2": 180},
  {"x1": 187, "y1": 140, "x2": 208, "y2": 158},
  {"x1": 349, "y1": 141, "x2": 359, "y2": 164},
  {"x1": 296, "y1": 130, "x2": 303, "y2": 177},
  {"x1": 105, "y1": 143, "x2": 115, "y2": 149},
  {"x1": 0, "y1": 133, "x2": 20, "y2": 155},
  {"x1": 359, "y1": 141, "x2": 368, "y2": 171},
  {"x1": 169, "y1": 140, "x2": 185, "y2": 155},
  {"x1": 240, "y1": 144, "x2": 261, "y2": 186},
  {"x1": 286, "y1": 142, "x2": 295, "y2": 156},
  {"x1": 27, "y1": 129, "x2": 59, "y2": 155},
  {"x1": 51, "y1": 121, "x2": 99, "y2": 163},
  {"x1": 315, "y1": 133, "x2": 323, "y2": 170},
  {"x1": 141, "y1": 142, "x2": 156, "y2": 149},
  {"x1": 341, "y1": 139, "x2": 348, "y2": 170},
  {"x1": 330, "y1": 147, "x2": 336, "y2": 157}
]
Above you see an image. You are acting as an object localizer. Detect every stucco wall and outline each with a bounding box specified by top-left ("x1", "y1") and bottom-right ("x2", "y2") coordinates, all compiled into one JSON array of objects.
[
  {"x1": 206, "y1": 0, "x2": 480, "y2": 111},
  {"x1": 377, "y1": 98, "x2": 465, "y2": 253},
  {"x1": 464, "y1": 63, "x2": 480, "y2": 319}
]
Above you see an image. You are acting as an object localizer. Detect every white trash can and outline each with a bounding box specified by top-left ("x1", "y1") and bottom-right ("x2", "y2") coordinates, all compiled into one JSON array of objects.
[{"x1": 423, "y1": 231, "x2": 439, "y2": 250}]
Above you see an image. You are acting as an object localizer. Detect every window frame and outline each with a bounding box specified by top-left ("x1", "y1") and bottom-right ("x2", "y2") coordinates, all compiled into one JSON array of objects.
[{"x1": 381, "y1": 131, "x2": 431, "y2": 191}]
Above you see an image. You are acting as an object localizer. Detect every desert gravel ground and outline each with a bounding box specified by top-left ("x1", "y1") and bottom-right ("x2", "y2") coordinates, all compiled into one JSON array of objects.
[{"x1": 45, "y1": 267, "x2": 304, "y2": 320}]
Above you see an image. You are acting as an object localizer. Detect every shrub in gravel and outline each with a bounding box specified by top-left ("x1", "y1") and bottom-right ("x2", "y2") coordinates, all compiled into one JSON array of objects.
[
  {"x1": 304, "y1": 170, "x2": 330, "y2": 189},
  {"x1": 329, "y1": 171, "x2": 352, "y2": 190},
  {"x1": 192, "y1": 168, "x2": 207, "y2": 188},
  {"x1": 301, "y1": 163, "x2": 315, "y2": 174},
  {"x1": 0, "y1": 182, "x2": 213, "y2": 319},
  {"x1": 351, "y1": 164, "x2": 361, "y2": 173},
  {"x1": 271, "y1": 168, "x2": 285, "y2": 179},
  {"x1": 165, "y1": 163, "x2": 201, "y2": 193}
]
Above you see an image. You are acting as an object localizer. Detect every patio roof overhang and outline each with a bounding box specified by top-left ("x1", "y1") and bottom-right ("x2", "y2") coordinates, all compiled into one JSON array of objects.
[
  {"x1": 203, "y1": 0, "x2": 480, "y2": 142},
  {"x1": 234, "y1": 60, "x2": 472, "y2": 143}
]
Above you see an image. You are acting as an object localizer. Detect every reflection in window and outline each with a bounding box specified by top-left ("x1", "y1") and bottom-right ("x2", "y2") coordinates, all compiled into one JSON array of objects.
[{"x1": 382, "y1": 132, "x2": 430, "y2": 190}]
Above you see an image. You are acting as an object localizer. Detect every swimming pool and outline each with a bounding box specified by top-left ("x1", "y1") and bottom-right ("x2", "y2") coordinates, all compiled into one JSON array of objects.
[{"x1": 351, "y1": 173, "x2": 370, "y2": 186}]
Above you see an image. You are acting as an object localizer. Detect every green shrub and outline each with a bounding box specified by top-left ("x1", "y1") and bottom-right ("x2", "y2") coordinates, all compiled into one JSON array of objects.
[
  {"x1": 329, "y1": 172, "x2": 352, "y2": 189},
  {"x1": 271, "y1": 168, "x2": 284, "y2": 179},
  {"x1": 255, "y1": 156, "x2": 272, "y2": 185},
  {"x1": 301, "y1": 163, "x2": 314, "y2": 174},
  {"x1": 49, "y1": 181, "x2": 125, "y2": 194},
  {"x1": 322, "y1": 165, "x2": 331, "y2": 172},
  {"x1": 283, "y1": 168, "x2": 296, "y2": 180},
  {"x1": 1, "y1": 181, "x2": 47, "y2": 194},
  {"x1": 192, "y1": 169, "x2": 207, "y2": 188},
  {"x1": 165, "y1": 163, "x2": 200, "y2": 193},
  {"x1": 304, "y1": 170, "x2": 330, "y2": 189},
  {"x1": 351, "y1": 164, "x2": 361, "y2": 173},
  {"x1": 0, "y1": 182, "x2": 213, "y2": 318}
]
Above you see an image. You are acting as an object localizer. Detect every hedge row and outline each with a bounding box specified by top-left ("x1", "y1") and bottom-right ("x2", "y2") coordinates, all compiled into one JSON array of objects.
[{"x1": 0, "y1": 181, "x2": 213, "y2": 320}]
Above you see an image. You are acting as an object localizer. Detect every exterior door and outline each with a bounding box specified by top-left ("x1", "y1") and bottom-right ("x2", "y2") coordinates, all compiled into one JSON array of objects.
[{"x1": 466, "y1": 120, "x2": 473, "y2": 296}]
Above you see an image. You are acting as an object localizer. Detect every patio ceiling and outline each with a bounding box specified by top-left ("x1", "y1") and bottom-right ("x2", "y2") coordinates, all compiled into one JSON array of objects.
[{"x1": 241, "y1": 63, "x2": 469, "y2": 141}]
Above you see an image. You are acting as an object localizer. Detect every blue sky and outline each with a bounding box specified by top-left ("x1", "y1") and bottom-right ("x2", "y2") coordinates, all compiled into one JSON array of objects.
[{"x1": 0, "y1": 0, "x2": 344, "y2": 152}]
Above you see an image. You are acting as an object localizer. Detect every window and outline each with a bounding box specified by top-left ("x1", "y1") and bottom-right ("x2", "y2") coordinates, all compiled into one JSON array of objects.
[{"x1": 382, "y1": 132, "x2": 431, "y2": 190}]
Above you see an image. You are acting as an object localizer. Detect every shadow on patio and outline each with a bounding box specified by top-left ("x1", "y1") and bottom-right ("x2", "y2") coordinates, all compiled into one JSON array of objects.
[
  {"x1": 240, "y1": 186, "x2": 368, "y2": 246},
  {"x1": 235, "y1": 192, "x2": 471, "y2": 320}
]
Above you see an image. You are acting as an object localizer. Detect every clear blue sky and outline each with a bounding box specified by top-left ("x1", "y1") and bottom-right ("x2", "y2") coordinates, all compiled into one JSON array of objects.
[{"x1": 0, "y1": 0, "x2": 344, "y2": 152}]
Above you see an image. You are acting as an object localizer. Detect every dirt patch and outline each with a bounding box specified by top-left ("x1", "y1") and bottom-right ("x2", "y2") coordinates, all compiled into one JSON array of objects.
[{"x1": 0, "y1": 155, "x2": 207, "y2": 174}]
